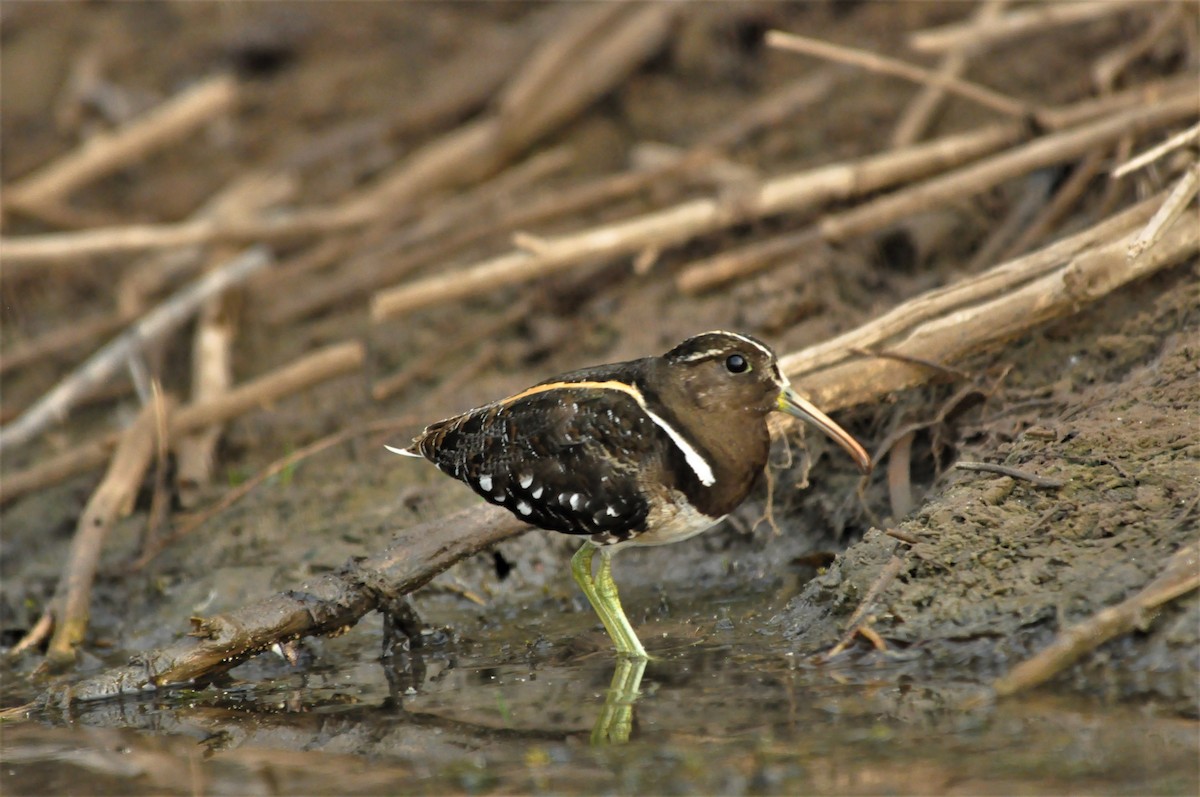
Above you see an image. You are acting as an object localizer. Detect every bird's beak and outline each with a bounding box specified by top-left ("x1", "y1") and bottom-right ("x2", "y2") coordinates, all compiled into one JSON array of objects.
[{"x1": 777, "y1": 385, "x2": 872, "y2": 472}]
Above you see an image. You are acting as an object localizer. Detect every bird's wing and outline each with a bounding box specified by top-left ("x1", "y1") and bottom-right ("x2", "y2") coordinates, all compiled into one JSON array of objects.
[{"x1": 409, "y1": 384, "x2": 664, "y2": 540}]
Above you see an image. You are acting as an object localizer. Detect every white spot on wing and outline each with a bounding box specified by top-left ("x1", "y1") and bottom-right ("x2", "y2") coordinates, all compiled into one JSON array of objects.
[
  {"x1": 478, "y1": 474, "x2": 493, "y2": 492},
  {"x1": 519, "y1": 474, "x2": 533, "y2": 489},
  {"x1": 532, "y1": 485, "x2": 544, "y2": 499},
  {"x1": 517, "y1": 501, "x2": 532, "y2": 515},
  {"x1": 570, "y1": 493, "x2": 583, "y2": 510},
  {"x1": 606, "y1": 506, "x2": 619, "y2": 517}
]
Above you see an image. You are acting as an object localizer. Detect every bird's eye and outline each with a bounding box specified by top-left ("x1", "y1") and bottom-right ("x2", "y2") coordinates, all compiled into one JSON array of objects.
[{"x1": 725, "y1": 353, "x2": 749, "y2": 373}]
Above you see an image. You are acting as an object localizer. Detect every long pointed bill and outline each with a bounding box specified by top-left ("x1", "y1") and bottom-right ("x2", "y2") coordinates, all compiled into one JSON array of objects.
[{"x1": 777, "y1": 385, "x2": 872, "y2": 472}]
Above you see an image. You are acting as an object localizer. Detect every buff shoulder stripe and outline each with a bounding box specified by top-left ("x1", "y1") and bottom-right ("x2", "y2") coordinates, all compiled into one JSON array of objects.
[{"x1": 497, "y1": 380, "x2": 716, "y2": 486}]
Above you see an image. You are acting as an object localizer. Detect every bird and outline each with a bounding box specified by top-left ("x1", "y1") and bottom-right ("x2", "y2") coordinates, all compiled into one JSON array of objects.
[{"x1": 389, "y1": 330, "x2": 870, "y2": 658}]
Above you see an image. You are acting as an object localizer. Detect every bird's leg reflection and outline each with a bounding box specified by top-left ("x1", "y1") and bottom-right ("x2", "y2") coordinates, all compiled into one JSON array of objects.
[{"x1": 591, "y1": 656, "x2": 647, "y2": 745}]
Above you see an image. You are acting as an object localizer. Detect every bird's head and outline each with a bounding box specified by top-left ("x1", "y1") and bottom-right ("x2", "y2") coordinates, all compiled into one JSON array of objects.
[{"x1": 663, "y1": 331, "x2": 871, "y2": 472}]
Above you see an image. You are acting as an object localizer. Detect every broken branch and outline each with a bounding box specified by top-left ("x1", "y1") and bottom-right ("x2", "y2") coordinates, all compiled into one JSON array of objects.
[
  {"x1": 780, "y1": 195, "x2": 1161, "y2": 379},
  {"x1": 788, "y1": 209, "x2": 1197, "y2": 413},
  {"x1": 41, "y1": 506, "x2": 529, "y2": 707},
  {"x1": 1126, "y1": 162, "x2": 1200, "y2": 260}
]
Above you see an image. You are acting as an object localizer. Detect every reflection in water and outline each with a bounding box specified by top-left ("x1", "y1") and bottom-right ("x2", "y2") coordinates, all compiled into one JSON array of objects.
[
  {"x1": 4, "y1": 636, "x2": 1198, "y2": 795},
  {"x1": 590, "y1": 656, "x2": 647, "y2": 745},
  {"x1": 383, "y1": 640, "x2": 648, "y2": 745}
]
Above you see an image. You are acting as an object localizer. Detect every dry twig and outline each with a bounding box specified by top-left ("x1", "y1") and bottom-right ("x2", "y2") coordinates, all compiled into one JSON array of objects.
[
  {"x1": 886, "y1": 431, "x2": 917, "y2": 520},
  {"x1": 35, "y1": 396, "x2": 175, "y2": 671},
  {"x1": 372, "y1": 301, "x2": 530, "y2": 401},
  {"x1": 1111, "y1": 121, "x2": 1200, "y2": 178},
  {"x1": 955, "y1": 460, "x2": 1065, "y2": 489},
  {"x1": 263, "y1": 147, "x2": 573, "y2": 325},
  {"x1": 375, "y1": 121, "x2": 1023, "y2": 319},
  {"x1": 0, "y1": 247, "x2": 271, "y2": 453},
  {"x1": 0, "y1": 311, "x2": 135, "y2": 378},
  {"x1": 4, "y1": 75, "x2": 237, "y2": 215},
  {"x1": 819, "y1": 547, "x2": 906, "y2": 661},
  {"x1": 1093, "y1": 4, "x2": 1185, "y2": 93},
  {"x1": 496, "y1": 4, "x2": 678, "y2": 152},
  {"x1": 0, "y1": 341, "x2": 365, "y2": 506},
  {"x1": 676, "y1": 229, "x2": 821, "y2": 296},
  {"x1": 891, "y1": 0, "x2": 1009, "y2": 148},
  {"x1": 173, "y1": 178, "x2": 293, "y2": 505},
  {"x1": 999, "y1": 147, "x2": 1107, "y2": 261},
  {"x1": 767, "y1": 29, "x2": 1031, "y2": 120},
  {"x1": 258, "y1": 4, "x2": 683, "y2": 324},
  {"x1": 963, "y1": 168, "x2": 1060, "y2": 273},
  {"x1": 329, "y1": 4, "x2": 678, "y2": 243},
  {"x1": 0, "y1": 204, "x2": 368, "y2": 266},
  {"x1": 909, "y1": 1, "x2": 1145, "y2": 55},
  {"x1": 819, "y1": 95, "x2": 1197, "y2": 243}
]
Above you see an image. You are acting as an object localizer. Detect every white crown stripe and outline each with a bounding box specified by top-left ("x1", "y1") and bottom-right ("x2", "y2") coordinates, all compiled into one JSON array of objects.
[
  {"x1": 710, "y1": 330, "x2": 774, "y2": 359},
  {"x1": 674, "y1": 348, "x2": 728, "y2": 363}
]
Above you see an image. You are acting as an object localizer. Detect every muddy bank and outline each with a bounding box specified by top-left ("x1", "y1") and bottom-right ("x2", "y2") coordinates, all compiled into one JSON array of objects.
[{"x1": 780, "y1": 267, "x2": 1200, "y2": 710}]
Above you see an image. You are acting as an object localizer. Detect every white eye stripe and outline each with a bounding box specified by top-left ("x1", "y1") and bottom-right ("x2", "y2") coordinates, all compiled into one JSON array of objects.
[
  {"x1": 673, "y1": 347, "x2": 729, "y2": 363},
  {"x1": 672, "y1": 331, "x2": 776, "y2": 366}
]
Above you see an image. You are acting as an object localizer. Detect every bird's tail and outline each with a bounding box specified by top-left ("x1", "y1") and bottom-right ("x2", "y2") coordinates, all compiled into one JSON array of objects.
[{"x1": 384, "y1": 443, "x2": 423, "y2": 458}]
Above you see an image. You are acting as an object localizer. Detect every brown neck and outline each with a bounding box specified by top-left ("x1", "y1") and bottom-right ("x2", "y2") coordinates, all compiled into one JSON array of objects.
[{"x1": 643, "y1": 363, "x2": 772, "y2": 517}]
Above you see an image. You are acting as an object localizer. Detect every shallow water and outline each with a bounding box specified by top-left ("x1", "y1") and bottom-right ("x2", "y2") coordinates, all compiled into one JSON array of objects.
[{"x1": 4, "y1": 590, "x2": 1197, "y2": 795}]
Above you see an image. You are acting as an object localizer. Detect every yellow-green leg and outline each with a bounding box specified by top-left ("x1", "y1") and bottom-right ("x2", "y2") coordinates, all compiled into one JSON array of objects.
[{"x1": 570, "y1": 544, "x2": 648, "y2": 659}]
